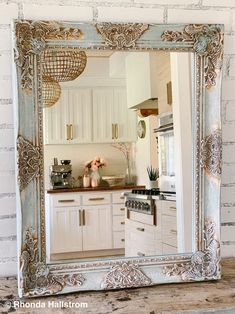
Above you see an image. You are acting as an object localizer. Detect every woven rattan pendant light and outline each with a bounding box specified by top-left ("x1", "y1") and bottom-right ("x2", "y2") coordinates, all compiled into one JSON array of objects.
[
  {"x1": 42, "y1": 76, "x2": 61, "y2": 108},
  {"x1": 41, "y1": 49, "x2": 87, "y2": 82}
]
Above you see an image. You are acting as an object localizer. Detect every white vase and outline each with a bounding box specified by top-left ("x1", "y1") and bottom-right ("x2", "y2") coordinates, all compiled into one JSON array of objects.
[{"x1": 149, "y1": 180, "x2": 158, "y2": 189}]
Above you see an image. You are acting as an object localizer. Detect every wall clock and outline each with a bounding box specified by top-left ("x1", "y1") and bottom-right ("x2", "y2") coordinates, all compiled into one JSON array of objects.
[{"x1": 137, "y1": 120, "x2": 146, "y2": 138}]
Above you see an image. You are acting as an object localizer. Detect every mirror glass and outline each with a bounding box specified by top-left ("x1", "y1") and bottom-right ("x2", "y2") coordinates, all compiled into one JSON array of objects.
[{"x1": 42, "y1": 50, "x2": 194, "y2": 263}]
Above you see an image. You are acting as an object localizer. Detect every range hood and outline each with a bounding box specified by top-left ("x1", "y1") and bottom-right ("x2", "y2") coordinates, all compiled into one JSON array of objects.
[{"x1": 125, "y1": 52, "x2": 159, "y2": 111}]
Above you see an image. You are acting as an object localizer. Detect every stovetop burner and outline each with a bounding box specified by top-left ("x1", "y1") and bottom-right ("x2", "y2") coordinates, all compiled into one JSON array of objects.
[{"x1": 131, "y1": 188, "x2": 160, "y2": 196}]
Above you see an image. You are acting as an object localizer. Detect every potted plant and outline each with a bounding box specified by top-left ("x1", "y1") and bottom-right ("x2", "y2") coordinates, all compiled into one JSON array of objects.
[{"x1": 147, "y1": 166, "x2": 159, "y2": 189}]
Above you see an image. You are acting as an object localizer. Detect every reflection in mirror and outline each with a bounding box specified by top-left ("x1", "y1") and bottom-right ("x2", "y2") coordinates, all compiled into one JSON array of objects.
[{"x1": 42, "y1": 50, "x2": 194, "y2": 263}]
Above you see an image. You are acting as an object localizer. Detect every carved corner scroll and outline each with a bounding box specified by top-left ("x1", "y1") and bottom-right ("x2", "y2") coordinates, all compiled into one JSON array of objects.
[
  {"x1": 17, "y1": 135, "x2": 42, "y2": 191},
  {"x1": 200, "y1": 129, "x2": 222, "y2": 179},
  {"x1": 161, "y1": 24, "x2": 224, "y2": 88},
  {"x1": 163, "y1": 220, "x2": 220, "y2": 281},
  {"x1": 14, "y1": 20, "x2": 83, "y2": 92},
  {"x1": 20, "y1": 228, "x2": 85, "y2": 296},
  {"x1": 96, "y1": 23, "x2": 149, "y2": 49},
  {"x1": 101, "y1": 262, "x2": 152, "y2": 289}
]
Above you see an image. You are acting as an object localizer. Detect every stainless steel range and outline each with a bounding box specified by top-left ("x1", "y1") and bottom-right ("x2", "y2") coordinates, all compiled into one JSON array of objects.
[
  {"x1": 125, "y1": 189, "x2": 176, "y2": 226},
  {"x1": 125, "y1": 189, "x2": 159, "y2": 225},
  {"x1": 125, "y1": 194, "x2": 155, "y2": 215}
]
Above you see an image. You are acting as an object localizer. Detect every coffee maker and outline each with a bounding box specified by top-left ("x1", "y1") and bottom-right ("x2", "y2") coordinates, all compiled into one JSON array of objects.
[{"x1": 50, "y1": 159, "x2": 72, "y2": 189}]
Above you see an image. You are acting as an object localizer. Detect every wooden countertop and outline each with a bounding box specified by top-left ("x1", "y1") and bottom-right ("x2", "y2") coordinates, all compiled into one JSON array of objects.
[{"x1": 47, "y1": 185, "x2": 145, "y2": 194}]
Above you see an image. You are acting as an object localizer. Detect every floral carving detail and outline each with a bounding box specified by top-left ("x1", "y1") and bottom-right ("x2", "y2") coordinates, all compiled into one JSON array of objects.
[
  {"x1": 20, "y1": 228, "x2": 85, "y2": 296},
  {"x1": 161, "y1": 24, "x2": 224, "y2": 88},
  {"x1": 17, "y1": 135, "x2": 42, "y2": 191},
  {"x1": 101, "y1": 262, "x2": 152, "y2": 289},
  {"x1": 14, "y1": 20, "x2": 83, "y2": 91},
  {"x1": 200, "y1": 129, "x2": 222, "y2": 178},
  {"x1": 96, "y1": 23, "x2": 149, "y2": 49},
  {"x1": 163, "y1": 220, "x2": 220, "y2": 281}
]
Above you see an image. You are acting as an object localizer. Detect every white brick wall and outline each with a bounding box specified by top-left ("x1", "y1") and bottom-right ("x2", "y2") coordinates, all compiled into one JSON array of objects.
[{"x1": 0, "y1": 0, "x2": 235, "y2": 277}]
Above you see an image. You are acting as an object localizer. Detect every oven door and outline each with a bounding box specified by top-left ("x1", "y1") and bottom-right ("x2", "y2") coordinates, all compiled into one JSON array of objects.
[{"x1": 158, "y1": 128, "x2": 175, "y2": 192}]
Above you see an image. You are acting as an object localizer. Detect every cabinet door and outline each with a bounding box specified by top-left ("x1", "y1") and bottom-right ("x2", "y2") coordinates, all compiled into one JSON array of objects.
[
  {"x1": 92, "y1": 88, "x2": 113, "y2": 143},
  {"x1": 113, "y1": 88, "x2": 137, "y2": 142},
  {"x1": 51, "y1": 207, "x2": 83, "y2": 254},
  {"x1": 82, "y1": 205, "x2": 112, "y2": 251},
  {"x1": 43, "y1": 89, "x2": 70, "y2": 144},
  {"x1": 68, "y1": 88, "x2": 92, "y2": 143}
]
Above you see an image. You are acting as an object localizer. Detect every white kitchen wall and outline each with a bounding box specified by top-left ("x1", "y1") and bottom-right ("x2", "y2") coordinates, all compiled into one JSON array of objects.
[{"x1": 0, "y1": 0, "x2": 235, "y2": 277}]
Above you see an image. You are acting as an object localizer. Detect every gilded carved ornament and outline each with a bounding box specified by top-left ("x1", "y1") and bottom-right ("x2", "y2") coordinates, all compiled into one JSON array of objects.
[
  {"x1": 200, "y1": 129, "x2": 222, "y2": 179},
  {"x1": 163, "y1": 220, "x2": 220, "y2": 280},
  {"x1": 14, "y1": 20, "x2": 83, "y2": 92},
  {"x1": 161, "y1": 24, "x2": 224, "y2": 88},
  {"x1": 101, "y1": 262, "x2": 152, "y2": 289},
  {"x1": 96, "y1": 23, "x2": 149, "y2": 49},
  {"x1": 17, "y1": 135, "x2": 42, "y2": 191},
  {"x1": 20, "y1": 228, "x2": 85, "y2": 296}
]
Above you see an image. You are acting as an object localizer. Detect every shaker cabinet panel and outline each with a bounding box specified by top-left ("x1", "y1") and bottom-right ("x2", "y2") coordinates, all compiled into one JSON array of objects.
[
  {"x1": 82, "y1": 205, "x2": 112, "y2": 251},
  {"x1": 44, "y1": 88, "x2": 92, "y2": 144},
  {"x1": 43, "y1": 89, "x2": 69, "y2": 145},
  {"x1": 92, "y1": 88, "x2": 113, "y2": 143},
  {"x1": 68, "y1": 89, "x2": 93, "y2": 144},
  {"x1": 51, "y1": 207, "x2": 83, "y2": 254}
]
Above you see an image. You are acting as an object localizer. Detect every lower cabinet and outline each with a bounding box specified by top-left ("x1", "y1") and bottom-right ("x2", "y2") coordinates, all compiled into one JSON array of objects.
[
  {"x1": 47, "y1": 190, "x2": 130, "y2": 257},
  {"x1": 82, "y1": 205, "x2": 112, "y2": 251},
  {"x1": 51, "y1": 207, "x2": 83, "y2": 254}
]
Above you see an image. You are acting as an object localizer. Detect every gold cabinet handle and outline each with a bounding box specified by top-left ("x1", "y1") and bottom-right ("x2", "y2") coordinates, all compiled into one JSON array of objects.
[
  {"x1": 66, "y1": 124, "x2": 70, "y2": 140},
  {"x1": 58, "y1": 199, "x2": 75, "y2": 203},
  {"x1": 137, "y1": 227, "x2": 145, "y2": 232},
  {"x1": 88, "y1": 197, "x2": 105, "y2": 201},
  {"x1": 121, "y1": 221, "x2": 125, "y2": 225},
  {"x1": 83, "y1": 209, "x2": 86, "y2": 226},
  {"x1": 70, "y1": 124, "x2": 73, "y2": 140},
  {"x1": 79, "y1": 209, "x2": 82, "y2": 226},
  {"x1": 120, "y1": 196, "x2": 125, "y2": 200},
  {"x1": 170, "y1": 229, "x2": 177, "y2": 235},
  {"x1": 169, "y1": 206, "x2": 176, "y2": 211},
  {"x1": 112, "y1": 123, "x2": 115, "y2": 139},
  {"x1": 121, "y1": 239, "x2": 125, "y2": 242},
  {"x1": 115, "y1": 123, "x2": 118, "y2": 139},
  {"x1": 120, "y1": 208, "x2": 125, "y2": 211}
]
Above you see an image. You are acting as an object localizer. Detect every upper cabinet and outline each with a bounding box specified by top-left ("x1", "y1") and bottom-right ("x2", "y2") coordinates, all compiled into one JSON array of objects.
[
  {"x1": 93, "y1": 87, "x2": 137, "y2": 143},
  {"x1": 44, "y1": 86, "x2": 137, "y2": 144},
  {"x1": 125, "y1": 52, "x2": 158, "y2": 109},
  {"x1": 43, "y1": 88, "x2": 92, "y2": 144}
]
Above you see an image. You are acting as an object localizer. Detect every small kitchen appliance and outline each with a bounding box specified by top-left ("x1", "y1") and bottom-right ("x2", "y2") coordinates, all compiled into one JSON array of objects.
[{"x1": 50, "y1": 159, "x2": 72, "y2": 189}]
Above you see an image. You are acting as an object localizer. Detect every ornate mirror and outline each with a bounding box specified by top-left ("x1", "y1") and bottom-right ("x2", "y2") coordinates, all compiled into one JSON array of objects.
[{"x1": 13, "y1": 21, "x2": 223, "y2": 297}]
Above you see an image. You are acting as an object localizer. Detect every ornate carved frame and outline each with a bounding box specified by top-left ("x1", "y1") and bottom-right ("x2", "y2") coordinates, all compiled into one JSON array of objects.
[{"x1": 13, "y1": 21, "x2": 223, "y2": 297}]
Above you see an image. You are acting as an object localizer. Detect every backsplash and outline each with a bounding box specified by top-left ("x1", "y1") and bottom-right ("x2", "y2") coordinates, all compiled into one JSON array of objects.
[{"x1": 44, "y1": 143, "x2": 128, "y2": 189}]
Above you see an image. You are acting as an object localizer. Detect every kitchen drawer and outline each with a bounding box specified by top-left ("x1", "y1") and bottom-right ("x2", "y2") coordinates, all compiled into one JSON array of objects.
[
  {"x1": 162, "y1": 214, "x2": 177, "y2": 237},
  {"x1": 162, "y1": 235, "x2": 177, "y2": 247},
  {"x1": 52, "y1": 193, "x2": 81, "y2": 207},
  {"x1": 82, "y1": 193, "x2": 111, "y2": 205},
  {"x1": 113, "y1": 231, "x2": 125, "y2": 248},
  {"x1": 112, "y1": 191, "x2": 128, "y2": 204},
  {"x1": 113, "y1": 215, "x2": 125, "y2": 231},
  {"x1": 162, "y1": 243, "x2": 177, "y2": 254},
  {"x1": 113, "y1": 204, "x2": 126, "y2": 216},
  {"x1": 162, "y1": 200, "x2": 177, "y2": 217}
]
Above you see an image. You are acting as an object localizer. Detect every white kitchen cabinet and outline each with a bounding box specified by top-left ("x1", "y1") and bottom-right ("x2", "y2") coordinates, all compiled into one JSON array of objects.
[
  {"x1": 92, "y1": 87, "x2": 137, "y2": 143},
  {"x1": 82, "y1": 205, "x2": 112, "y2": 251},
  {"x1": 51, "y1": 206, "x2": 83, "y2": 254},
  {"x1": 44, "y1": 86, "x2": 137, "y2": 144},
  {"x1": 43, "y1": 88, "x2": 92, "y2": 144},
  {"x1": 46, "y1": 189, "x2": 131, "y2": 258}
]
